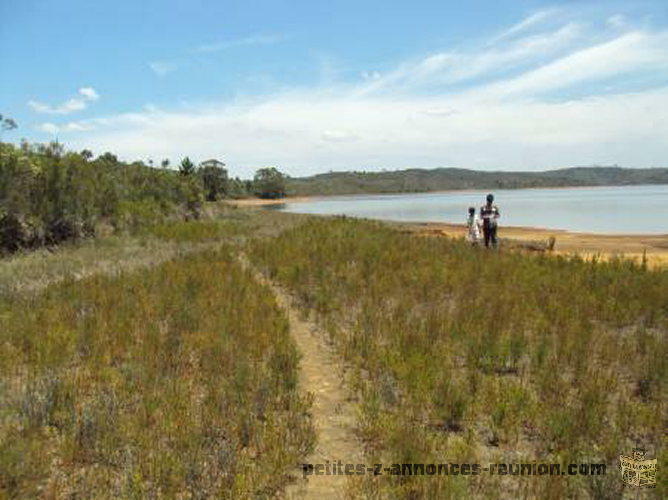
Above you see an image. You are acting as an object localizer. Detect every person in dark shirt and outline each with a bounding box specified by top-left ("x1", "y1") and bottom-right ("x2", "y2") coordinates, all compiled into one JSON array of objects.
[{"x1": 480, "y1": 193, "x2": 500, "y2": 248}]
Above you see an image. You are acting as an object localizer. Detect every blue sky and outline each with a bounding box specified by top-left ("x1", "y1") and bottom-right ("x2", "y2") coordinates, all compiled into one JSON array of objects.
[{"x1": 1, "y1": 0, "x2": 667, "y2": 176}]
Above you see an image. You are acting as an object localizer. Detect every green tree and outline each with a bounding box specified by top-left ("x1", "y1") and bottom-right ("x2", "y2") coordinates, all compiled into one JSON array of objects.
[
  {"x1": 0, "y1": 114, "x2": 18, "y2": 133},
  {"x1": 198, "y1": 159, "x2": 228, "y2": 201},
  {"x1": 226, "y1": 177, "x2": 247, "y2": 199},
  {"x1": 179, "y1": 157, "x2": 196, "y2": 176},
  {"x1": 97, "y1": 152, "x2": 118, "y2": 164},
  {"x1": 253, "y1": 167, "x2": 287, "y2": 199}
]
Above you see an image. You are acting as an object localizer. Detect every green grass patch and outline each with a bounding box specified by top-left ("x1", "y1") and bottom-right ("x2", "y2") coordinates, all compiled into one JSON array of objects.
[
  {"x1": 250, "y1": 216, "x2": 667, "y2": 498},
  {"x1": 0, "y1": 247, "x2": 314, "y2": 498}
]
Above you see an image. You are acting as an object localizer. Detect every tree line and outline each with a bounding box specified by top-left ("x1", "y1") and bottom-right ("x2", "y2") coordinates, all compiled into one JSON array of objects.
[
  {"x1": 286, "y1": 167, "x2": 668, "y2": 196},
  {"x1": 0, "y1": 140, "x2": 287, "y2": 253}
]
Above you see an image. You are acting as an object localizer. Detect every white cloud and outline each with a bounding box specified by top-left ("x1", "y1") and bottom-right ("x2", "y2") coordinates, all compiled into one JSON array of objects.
[
  {"x1": 78, "y1": 87, "x2": 99, "y2": 100},
  {"x1": 35, "y1": 120, "x2": 99, "y2": 134},
  {"x1": 607, "y1": 14, "x2": 627, "y2": 29},
  {"x1": 478, "y1": 31, "x2": 668, "y2": 98},
  {"x1": 490, "y1": 8, "x2": 560, "y2": 43},
  {"x1": 28, "y1": 87, "x2": 100, "y2": 115},
  {"x1": 36, "y1": 122, "x2": 60, "y2": 134},
  {"x1": 46, "y1": 12, "x2": 668, "y2": 174},
  {"x1": 421, "y1": 107, "x2": 458, "y2": 117},
  {"x1": 149, "y1": 61, "x2": 178, "y2": 76},
  {"x1": 356, "y1": 22, "x2": 582, "y2": 95},
  {"x1": 64, "y1": 122, "x2": 95, "y2": 132},
  {"x1": 321, "y1": 130, "x2": 357, "y2": 142},
  {"x1": 56, "y1": 85, "x2": 668, "y2": 174}
]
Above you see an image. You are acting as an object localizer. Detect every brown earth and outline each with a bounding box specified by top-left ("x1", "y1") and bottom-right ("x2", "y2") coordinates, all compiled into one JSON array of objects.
[
  {"x1": 239, "y1": 255, "x2": 363, "y2": 499},
  {"x1": 401, "y1": 221, "x2": 668, "y2": 267}
]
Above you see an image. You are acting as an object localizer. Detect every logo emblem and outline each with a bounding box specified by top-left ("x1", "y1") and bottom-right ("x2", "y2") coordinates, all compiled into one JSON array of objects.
[{"x1": 619, "y1": 449, "x2": 657, "y2": 488}]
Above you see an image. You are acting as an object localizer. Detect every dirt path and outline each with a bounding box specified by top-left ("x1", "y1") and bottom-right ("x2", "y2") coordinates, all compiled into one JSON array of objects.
[{"x1": 238, "y1": 256, "x2": 363, "y2": 499}]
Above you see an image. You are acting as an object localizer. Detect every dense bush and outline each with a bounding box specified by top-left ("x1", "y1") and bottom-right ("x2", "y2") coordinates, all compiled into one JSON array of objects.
[
  {"x1": 198, "y1": 159, "x2": 229, "y2": 201},
  {"x1": 0, "y1": 142, "x2": 205, "y2": 253},
  {"x1": 254, "y1": 167, "x2": 287, "y2": 199},
  {"x1": 0, "y1": 142, "x2": 294, "y2": 252}
]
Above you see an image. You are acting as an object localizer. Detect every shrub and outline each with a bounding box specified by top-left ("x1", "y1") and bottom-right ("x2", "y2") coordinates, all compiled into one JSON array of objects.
[{"x1": 250, "y1": 217, "x2": 667, "y2": 498}]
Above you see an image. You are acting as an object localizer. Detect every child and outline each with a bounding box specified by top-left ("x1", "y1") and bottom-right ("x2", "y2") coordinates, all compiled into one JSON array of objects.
[{"x1": 466, "y1": 206, "x2": 481, "y2": 245}]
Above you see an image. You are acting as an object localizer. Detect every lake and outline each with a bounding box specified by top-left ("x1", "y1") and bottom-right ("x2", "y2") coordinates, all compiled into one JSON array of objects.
[{"x1": 272, "y1": 185, "x2": 668, "y2": 234}]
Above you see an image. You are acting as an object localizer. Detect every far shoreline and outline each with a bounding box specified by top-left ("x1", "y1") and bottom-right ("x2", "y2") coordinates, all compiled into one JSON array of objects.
[
  {"x1": 226, "y1": 182, "x2": 667, "y2": 206},
  {"x1": 225, "y1": 196, "x2": 314, "y2": 207}
]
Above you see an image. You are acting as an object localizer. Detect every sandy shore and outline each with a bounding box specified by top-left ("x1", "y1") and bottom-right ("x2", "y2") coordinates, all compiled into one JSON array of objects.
[
  {"x1": 225, "y1": 196, "x2": 313, "y2": 206},
  {"x1": 402, "y1": 221, "x2": 668, "y2": 267},
  {"x1": 225, "y1": 196, "x2": 668, "y2": 267}
]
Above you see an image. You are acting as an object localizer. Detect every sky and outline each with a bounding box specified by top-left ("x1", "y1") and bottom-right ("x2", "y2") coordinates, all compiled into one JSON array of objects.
[{"x1": 1, "y1": 0, "x2": 668, "y2": 177}]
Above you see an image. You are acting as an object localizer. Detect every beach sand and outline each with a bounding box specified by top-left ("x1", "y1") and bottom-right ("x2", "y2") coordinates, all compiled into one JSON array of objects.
[
  {"x1": 224, "y1": 196, "x2": 313, "y2": 206},
  {"x1": 402, "y1": 221, "x2": 668, "y2": 267}
]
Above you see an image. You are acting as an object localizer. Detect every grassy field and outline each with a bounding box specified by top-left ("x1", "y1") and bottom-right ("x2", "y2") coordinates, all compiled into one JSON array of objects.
[
  {"x1": 0, "y1": 212, "x2": 313, "y2": 498},
  {"x1": 250, "y1": 216, "x2": 667, "y2": 498},
  {"x1": 1, "y1": 209, "x2": 665, "y2": 498}
]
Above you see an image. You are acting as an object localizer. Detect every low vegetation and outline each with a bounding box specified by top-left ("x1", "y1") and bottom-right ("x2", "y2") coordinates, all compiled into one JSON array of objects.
[
  {"x1": 250, "y1": 216, "x2": 667, "y2": 498},
  {"x1": 0, "y1": 220, "x2": 314, "y2": 497}
]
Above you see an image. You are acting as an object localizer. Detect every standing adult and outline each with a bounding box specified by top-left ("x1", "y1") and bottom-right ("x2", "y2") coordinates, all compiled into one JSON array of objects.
[{"x1": 480, "y1": 193, "x2": 500, "y2": 248}]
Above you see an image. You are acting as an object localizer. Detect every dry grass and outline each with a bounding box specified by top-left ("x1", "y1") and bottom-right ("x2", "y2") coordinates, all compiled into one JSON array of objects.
[
  {"x1": 0, "y1": 212, "x2": 314, "y2": 499},
  {"x1": 2, "y1": 209, "x2": 665, "y2": 498},
  {"x1": 0, "y1": 206, "x2": 303, "y2": 301},
  {"x1": 0, "y1": 236, "x2": 212, "y2": 299},
  {"x1": 250, "y1": 216, "x2": 667, "y2": 499}
]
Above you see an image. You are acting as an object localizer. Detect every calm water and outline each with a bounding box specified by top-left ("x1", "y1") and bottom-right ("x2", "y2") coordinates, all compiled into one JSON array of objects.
[{"x1": 273, "y1": 185, "x2": 668, "y2": 234}]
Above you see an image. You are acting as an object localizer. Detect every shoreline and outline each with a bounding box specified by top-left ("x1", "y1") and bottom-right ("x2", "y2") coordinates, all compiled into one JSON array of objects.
[
  {"x1": 225, "y1": 190, "x2": 668, "y2": 267},
  {"x1": 403, "y1": 220, "x2": 668, "y2": 238},
  {"x1": 400, "y1": 221, "x2": 668, "y2": 267},
  {"x1": 225, "y1": 183, "x2": 667, "y2": 206},
  {"x1": 224, "y1": 196, "x2": 314, "y2": 206}
]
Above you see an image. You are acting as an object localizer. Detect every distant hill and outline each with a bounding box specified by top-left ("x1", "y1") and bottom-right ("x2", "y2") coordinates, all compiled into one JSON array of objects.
[{"x1": 285, "y1": 166, "x2": 668, "y2": 196}]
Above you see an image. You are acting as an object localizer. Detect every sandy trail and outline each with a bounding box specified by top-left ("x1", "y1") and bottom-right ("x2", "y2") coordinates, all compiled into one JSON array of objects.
[{"x1": 238, "y1": 255, "x2": 363, "y2": 499}]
